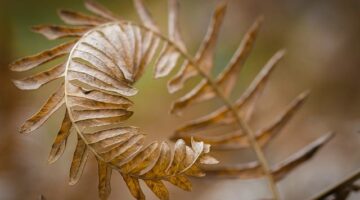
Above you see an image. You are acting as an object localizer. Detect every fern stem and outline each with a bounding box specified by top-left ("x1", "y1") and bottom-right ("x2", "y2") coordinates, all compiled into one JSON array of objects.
[
  {"x1": 186, "y1": 55, "x2": 280, "y2": 200},
  {"x1": 133, "y1": 22, "x2": 281, "y2": 199}
]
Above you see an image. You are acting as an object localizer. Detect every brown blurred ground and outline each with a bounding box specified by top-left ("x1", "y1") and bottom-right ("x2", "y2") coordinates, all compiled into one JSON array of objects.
[{"x1": 0, "y1": 0, "x2": 360, "y2": 199}]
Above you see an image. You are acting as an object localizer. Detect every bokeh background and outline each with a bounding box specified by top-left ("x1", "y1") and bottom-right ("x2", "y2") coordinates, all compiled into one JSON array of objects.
[{"x1": 0, "y1": 0, "x2": 360, "y2": 199}]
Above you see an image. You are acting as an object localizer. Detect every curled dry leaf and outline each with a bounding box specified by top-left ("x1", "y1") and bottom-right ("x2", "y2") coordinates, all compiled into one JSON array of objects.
[
  {"x1": 12, "y1": 1, "x2": 218, "y2": 199},
  {"x1": 12, "y1": 0, "x2": 335, "y2": 199}
]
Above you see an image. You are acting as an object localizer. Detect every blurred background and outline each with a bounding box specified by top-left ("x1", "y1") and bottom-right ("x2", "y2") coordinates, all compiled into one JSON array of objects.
[{"x1": 0, "y1": 0, "x2": 360, "y2": 199}]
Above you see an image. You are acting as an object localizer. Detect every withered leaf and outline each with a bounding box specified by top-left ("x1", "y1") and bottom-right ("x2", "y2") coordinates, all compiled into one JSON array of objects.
[
  {"x1": 167, "y1": 2, "x2": 227, "y2": 93},
  {"x1": 200, "y1": 155, "x2": 219, "y2": 165},
  {"x1": 133, "y1": 0, "x2": 160, "y2": 32},
  {"x1": 167, "y1": 139, "x2": 186, "y2": 175},
  {"x1": 143, "y1": 142, "x2": 172, "y2": 179},
  {"x1": 13, "y1": 63, "x2": 65, "y2": 90},
  {"x1": 100, "y1": 134, "x2": 144, "y2": 163},
  {"x1": 120, "y1": 142, "x2": 160, "y2": 174},
  {"x1": 154, "y1": 44, "x2": 180, "y2": 78},
  {"x1": 168, "y1": 0, "x2": 186, "y2": 51},
  {"x1": 173, "y1": 50, "x2": 286, "y2": 137},
  {"x1": 179, "y1": 90, "x2": 309, "y2": 150},
  {"x1": 151, "y1": 0, "x2": 186, "y2": 79},
  {"x1": 135, "y1": 32, "x2": 160, "y2": 81},
  {"x1": 170, "y1": 17, "x2": 263, "y2": 115},
  {"x1": 215, "y1": 16, "x2": 263, "y2": 97},
  {"x1": 32, "y1": 25, "x2": 89, "y2": 40},
  {"x1": 69, "y1": 136, "x2": 89, "y2": 185},
  {"x1": 66, "y1": 83, "x2": 133, "y2": 107},
  {"x1": 85, "y1": 0, "x2": 120, "y2": 21},
  {"x1": 144, "y1": 180, "x2": 169, "y2": 200},
  {"x1": 20, "y1": 83, "x2": 65, "y2": 134},
  {"x1": 122, "y1": 175, "x2": 145, "y2": 200},
  {"x1": 166, "y1": 175, "x2": 192, "y2": 191},
  {"x1": 85, "y1": 126, "x2": 139, "y2": 147},
  {"x1": 254, "y1": 90, "x2": 310, "y2": 148},
  {"x1": 10, "y1": 41, "x2": 76, "y2": 72},
  {"x1": 97, "y1": 159, "x2": 112, "y2": 200},
  {"x1": 48, "y1": 111, "x2": 72, "y2": 164},
  {"x1": 67, "y1": 71, "x2": 137, "y2": 97},
  {"x1": 58, "y1": 9, "x2": 108, "y2": 26},
  {"x1": 205, "y1": 132, "x2": 334, "y2": 180},
  {"x1": 272, "y1": 132, "x2": 334, "y2": 181},
  {"x1": 71, "y1": 109, "x2": 133, "y2": 122}
]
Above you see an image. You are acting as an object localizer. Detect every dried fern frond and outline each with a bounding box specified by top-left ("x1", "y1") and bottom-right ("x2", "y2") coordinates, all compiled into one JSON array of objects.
[
  {"x1": 11, "y1": 0, "x2": 219, "y2": 199},
  {"x1": 12, "y1": 0, "x2": 335, "y2": 199},
  {"x1": 164, "y1": 1, "x2": 334, "y2": 199}
]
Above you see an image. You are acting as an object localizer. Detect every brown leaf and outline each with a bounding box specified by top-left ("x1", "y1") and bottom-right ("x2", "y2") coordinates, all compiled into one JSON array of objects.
[
  {"x1": 170, "y1": 17, "x2": 263, "y2": 115},
  {"x1": 166, "y1": 175, "x2": 192, "y2": 191},
  {"x1": 100, "y1": 134, "x2": 144, "y2": 163},
  {"x1": 66, "y1": 96, "x2": 131, "y2": 111},
  {"x1": 97, "y1": 159, "x2": 112, "y2": 200},
  {"x1": 182, "y1": 90, "x2": 310, "y2": 150},
  {"x1": 85, "y1": 127, "x2": 139, "y2": 149},
  {"x1": 154, "y1": 44, "x2": 180, "y2": 78},
  {"x1": 66, "y1": 83, "x2": 133, "y2": 107},
  {"x1": 84, "y1": 0, "x2": 120, "y2": 21},
  {"x1": 120, "y1": 142, "x2": 160, "y2": 174},
  {"x1": 13, "y1": 63, "x2": 65, "y2": 90},
  {"x1": 135, "y1": 32, "x2": 160, "y2": 81},
  {"x1": 69, "y1": 136, "x2": 89, "y2": 185},
  {"x1": 58, "y1": 9, "x2": 107, "y2": 26},
  {"x1": 254, "y1": 90, "x2": 310, "y2": 148},
  {"x1": 10, "y1": 41, "x2": 76, "y2": 72},
  {"x1": 172, "y1": 50, "x2": 286, "y2": 138},
  {"x1": 71, "y1": 109, "x2": 133, "y2": 122},
  {"x1": 133, "y1": 0, "x2": 160, "y2": 32},
  {"x1": 67, "y1": 56, "x2": 137, "y2": 96},
  {"x1": 122, "y1": 175, "x2": 145, "y2": 200},
  {"x1": 167, "y1": 2, "x2": 227, "y2": 93},
  {"x1": 205, "y1": 132, "x2": 334, "y2": 180},
  {"x1": 75, "y1": 115, "x2": 134, "y2": 128},
  {"x1": 215, "y1": 16, "x2": 263, "y2": 97},
  {"x1": 143, "y1": 142, "x2": 172, "y2": 179},
  {"x1": 170, "y1": 80, "x2": 212, "y2": 115},
  {"x1": 74, "y1": 42, "x2": 127, "y2": 82},
  {"x1": 144, "y1": 180, "x2": 169, "y2": 200},
  {"x1": 200, "y1": 155, "x2": 219, "y2": 165},
  {"x1": 272, "y1": 132, "x2": 334, "y2": 181},
  {"x1": 179, "y1": 139, "x2": 205, "y2": 172},
  {"x1": 20, "y1": 83, "x2": 65, "y2": 134},
  {"x1": 168, "y1": 0, "x2": 186, "y2": 51},
  {"x1": 67, "y1": 71, "x2": 137, "y2": 97},
  {"x1": 32, "y1": 25, "x2": 89, "y2": 40},
  {"x1": 167, "y1": 139, "x2": 186, "y2": 175},
  {"x1": 48, "y1": 111, "x2": 72, "y2": 164}
]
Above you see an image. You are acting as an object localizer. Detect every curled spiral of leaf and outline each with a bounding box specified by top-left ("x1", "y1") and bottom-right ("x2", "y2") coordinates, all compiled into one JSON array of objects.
[
  {"x1": 11, "y1": 0, "x2": 218, "y2": 200},
  {"x1": 10, "y1": 0, "x2": 336, "y2": 199}
]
